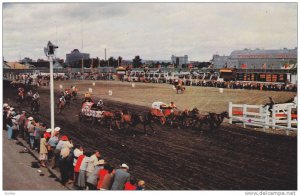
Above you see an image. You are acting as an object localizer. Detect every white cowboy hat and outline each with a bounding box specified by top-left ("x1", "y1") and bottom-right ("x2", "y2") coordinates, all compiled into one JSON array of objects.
[
  {"x1": 54, "y1": 127, "x2": 61, "y2": 132},
  {"x1": 46, "y1": 128, "x2": 52, "y2": 133},
  {"x1": 3, "y1": 103, "x2": 8, "y2": 107},
  {"x1": 121, "y1": 163, "x2": 129, "y2": 169},
  {"x1": 9, "y1": 107, "x2": 15, "y2": 111},
  {"x1": 97, "y1": 159, "x2": 105, "y2": 165},
  {"x1": 28, "y1": 117, "x2": 34, "y2": 120}
]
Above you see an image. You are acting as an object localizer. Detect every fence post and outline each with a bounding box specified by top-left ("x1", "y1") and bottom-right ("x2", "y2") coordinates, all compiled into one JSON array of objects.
[
  {"x1": 272, "y1": 105, "x2": 276, "y2": 130},
  {"x1": 264, "y1": 106, "x2": 270, "y2": 131},
  {"x1": 228, "y1": 102, "x2": 233, "y2": 124},
  {"x1": 287, "y1": 106, "x2": 292, "y2": 136},
  {"x1": 243, "y1": 104, "x2": 247, "y2": 128},
  {"x1": 260, "y1": 106, "x2": 266, "y2": 132}
]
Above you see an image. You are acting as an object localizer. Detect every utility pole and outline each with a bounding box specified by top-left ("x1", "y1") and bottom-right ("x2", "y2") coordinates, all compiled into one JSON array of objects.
[{"x1": 44, "y1": 41, "x2": 58, "y2": 135}]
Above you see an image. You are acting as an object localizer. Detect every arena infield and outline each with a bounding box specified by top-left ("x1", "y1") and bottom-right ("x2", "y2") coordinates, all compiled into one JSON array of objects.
[{"x1": 3, "y1": 80, "x2": 297, "y2": 190}]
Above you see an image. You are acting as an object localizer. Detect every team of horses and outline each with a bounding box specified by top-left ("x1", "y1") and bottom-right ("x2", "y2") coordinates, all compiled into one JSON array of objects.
[
  {"x1": 10, "y1": 81, "x2": 229, "y2": 137},
  {"x1": 79, "y1": 104, "x2": 229, "y2": 137}
]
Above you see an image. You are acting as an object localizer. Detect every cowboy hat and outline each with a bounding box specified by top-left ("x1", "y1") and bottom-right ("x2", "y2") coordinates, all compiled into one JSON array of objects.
[
  {"x1": 97, "y1": 159, "x2": 105, "y2": 165},
  {"x1": 121, "y1": 163, "x2": 129, "y2": 169},
  {"x1": 54, "y1": 127, "x2": 61, "y2": 132},
  {"x1": 46, "y1": 128, "x2": 52, "y2": 133},
  {"x1": 28, "y1": 117, "x2": 34, "y2": 120}
]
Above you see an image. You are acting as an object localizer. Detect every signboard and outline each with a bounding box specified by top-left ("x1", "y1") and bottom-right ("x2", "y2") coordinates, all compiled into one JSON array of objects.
[{"x1": 236, "y1": 73, "x2": 287, "y2": 82}]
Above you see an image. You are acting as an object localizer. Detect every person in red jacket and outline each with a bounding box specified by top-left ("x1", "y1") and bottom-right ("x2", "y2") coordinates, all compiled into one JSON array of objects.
[
  {"x1": 124, "y1": 177, "x2": 137, "y2": 190},
  {"x1": 74, "y1": 153, "x2": 85, "y2": 187}
]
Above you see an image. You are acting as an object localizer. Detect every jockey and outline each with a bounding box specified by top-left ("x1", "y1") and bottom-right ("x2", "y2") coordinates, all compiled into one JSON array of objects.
[
  {"x1": 71, "y1": 85, "x2": 78, "y2": 92},
  {"x1": 169, "y1": 101, "x2": 177, "y2": 109},
  {"x1": 59, "y1": 95, "x2": 66, "y2": 104},
  {"x1": 82, "y1": 92, "x2": 94, "y2": 104},
  {"x1": 33, "y1": 92, "x2": 40, "y2": 101},
  {"x1": 18, "y1": 87, "x2": 25, "y2": 97},
  {"x1": 64, "y1": 88, "x2": 70, "y2": 96},
  {"x1": 84, "y1": 92, "x2": 91, "y2": 98},
  {"x1": 95, "y1": 99, "x2": 104, "y2": 111},
  {"x1": 97, "y1": 99, "x2": 104, "y2": 108}
]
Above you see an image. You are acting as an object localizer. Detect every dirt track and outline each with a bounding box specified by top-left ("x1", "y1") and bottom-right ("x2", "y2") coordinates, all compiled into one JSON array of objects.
[{"x1": 3, "y1": 80, "x2": 297, "y2": 190}]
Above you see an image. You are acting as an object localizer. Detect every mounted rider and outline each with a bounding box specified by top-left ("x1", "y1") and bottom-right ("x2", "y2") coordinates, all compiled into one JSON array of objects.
[
  {"x1": 33, "y1": 91, "x2": 40, "y2": 101},
  {"x1": 82, "y1": 92, "x2": 94, "y2": 106},
  {"x1": 18, "y1": 87, "x2": 25, "y2": 98},
  {"x1": 96, "y1": 99, "x2": 104, "y2": 111},
  {"x1": 64, "y1": 88, "x2": 71, "y2": 96},
  {"x1": 58, "y1": 94, "x2": 66, "y2": 106},
  {"x1": 71, "y1": 85, "x2": 78, "y2": 99}
]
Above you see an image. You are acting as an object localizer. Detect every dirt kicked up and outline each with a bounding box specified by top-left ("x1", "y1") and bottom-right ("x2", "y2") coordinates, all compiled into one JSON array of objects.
[{"x1": 3, "y1": 80, "x2": 297, "y2": 190}]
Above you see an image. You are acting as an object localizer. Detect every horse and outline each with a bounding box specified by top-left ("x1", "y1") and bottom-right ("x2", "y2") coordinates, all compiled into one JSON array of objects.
[
  {"x1": 209, "y1": 111, "x2": 229, "y2": 129},
  {"x1": 71, "y1": 90, "x2": 77, "y2": 100},
  {"x1": 99, "y1": 110, "x2": 122, "y2": 131},
  {"x1": 175, "y1": 85, "x2": 186, "y2": 94},
  {"x1": 31, "y1": 99, "x2": 40, "y2": 115},
  {"x1": 25, "y1": 93, "x2": 33, "y2": 106},
  {"x1": 167, "y1": 108, "x2": 199, "y2": 129},
  {"x1": 16, "y1": 93, "x2": 25, "y2": 106},
  {"x1": 120, "y1": 109, "x2": 165, "y2": 136},
  {"x1": 195, "y1": 111, "x2": 229, "y2": 133},
  {"x1": 57, "y1": 101, "x2": 65, "y2": 114},
  {"x1": 65, "y1": 93, "x2": 72, "y2": 108}
]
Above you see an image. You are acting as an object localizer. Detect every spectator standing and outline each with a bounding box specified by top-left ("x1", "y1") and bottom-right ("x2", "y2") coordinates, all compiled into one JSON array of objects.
[
  {"x1": 3, "y1": 104, "x2": 9, "y2": 130},
  {"x1": 6, "y1": 114, "x2": 13, "y2": 140},
  {"x1": 136, "y1": 180, "x2": 145, "y2": 190},
  {"x1": 77, "y1": 152, "x2": 92, "y2": 190},
  {"x1": 73, "y1": 145, "x2": 84, "y2": 185},
  {"x1": 86, "y1": 150, "x2": 101, "y2": 177},
  {"x1": 27, "y1": 118, "x2": 36, "y2": 149},
  {"x1": 124, "y1": 177, "x2": 137, "y2": 190},
  {"x1": 59, "y1": 141, "x2": 74, "y2": 186},
  {"x1": 86, "y1": 159, "x2": 105, "y2": 190},
  {"x1": 18, "y1": 111, "x2": 27, "y2": 139},
  {"x1": 11, "y1": 112, "x2": 20, "y2": 140},
  {"x1": 111, "y1": 163, "x2": 130, "y2": 190},
  {"x1": 48, "y1": 130, "x2": 59, "y2": 167},
  {"x1": 100, "y1": 166, "x2": 115, "y2": 190},
  {"x1": 39, "y1": 132, "x2": 51, "y2": 167},
  {"x1": 53, "y1": 134, "x2": 73, "y2": 169},
  {"x1": 74, "y1": 153, "x2": 85, "y2": 187}
]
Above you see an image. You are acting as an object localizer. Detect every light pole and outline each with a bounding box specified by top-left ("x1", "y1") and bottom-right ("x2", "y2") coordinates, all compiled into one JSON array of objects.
[{"x1": 44, "y1": 41, "x2": 58, "y2": 135}]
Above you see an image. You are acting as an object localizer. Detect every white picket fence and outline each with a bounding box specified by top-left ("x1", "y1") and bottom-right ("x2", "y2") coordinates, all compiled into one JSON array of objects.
[{"x1": 228, "y1": 102, "x2": 297, "y2": 135}]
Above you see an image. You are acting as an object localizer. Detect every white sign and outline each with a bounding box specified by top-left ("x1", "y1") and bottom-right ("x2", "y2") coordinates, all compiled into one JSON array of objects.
[
  {"x1": 108, "y1": 90, "x2": 112, "y2": 96},
  {"x1": 89, "y1": 88, "x2": 93, "y2": 93},
  {"x1": 59, "y1": 85, "x2": 63, "y2": 89}
]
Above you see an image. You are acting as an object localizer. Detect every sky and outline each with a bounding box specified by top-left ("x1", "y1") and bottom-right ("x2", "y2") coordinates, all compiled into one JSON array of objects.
[{"x1": 2, "y1": 2, "x2": 298, "y2": 62}]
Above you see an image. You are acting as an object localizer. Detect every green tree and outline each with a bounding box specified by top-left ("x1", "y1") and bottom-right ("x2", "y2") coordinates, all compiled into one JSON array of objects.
[
  {"x1": 132, "y1": 55, "x2": 142, "y2": 68},
  {"x1": 108, "y1": 57, "x2": 118, "y2": 67},
  {"x1": 118, "y1": 56, "x2": 123, "y2": 66}
]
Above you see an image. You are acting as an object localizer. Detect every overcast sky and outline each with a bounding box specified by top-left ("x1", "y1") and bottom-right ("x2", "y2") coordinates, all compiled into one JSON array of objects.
[{"x1": 2, "y1": 2, "x2": 297, "y2": 62}]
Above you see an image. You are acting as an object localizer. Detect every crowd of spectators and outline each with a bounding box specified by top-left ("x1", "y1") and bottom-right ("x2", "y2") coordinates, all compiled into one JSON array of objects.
[
  {"x1": 8, "y1": 72, "x2": 297, "y2": 92},
  {"x1": 3, "y1": 103, "x2": 146, "y2": 190}
]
